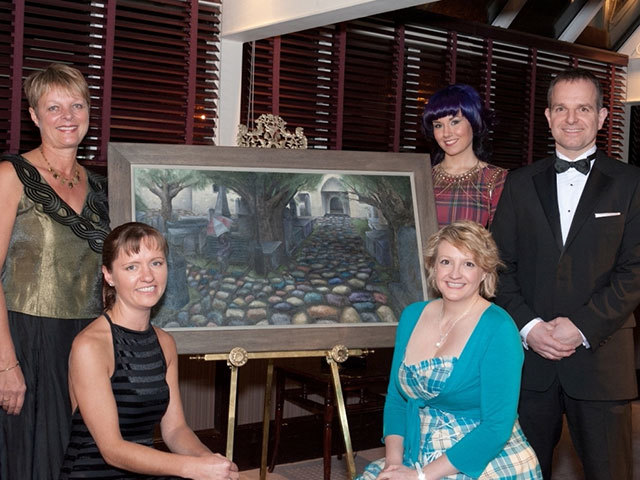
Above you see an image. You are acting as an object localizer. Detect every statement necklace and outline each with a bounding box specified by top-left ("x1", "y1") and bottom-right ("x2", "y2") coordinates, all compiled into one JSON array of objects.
[
  {"x1": 433, "y1": 161, "x2": 481, "y2": 183},
  {"x1": 40, "y1": 146, "x2": 80, "y2": 188},
  {"x1": 436, "y1": 296, "x2": 479, "y2": 348}
]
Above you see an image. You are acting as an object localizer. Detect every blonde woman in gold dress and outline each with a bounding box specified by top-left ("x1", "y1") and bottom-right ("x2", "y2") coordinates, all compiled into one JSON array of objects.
[{"x1": 0, "y1": 64, "x2": 109, "y2": 479}]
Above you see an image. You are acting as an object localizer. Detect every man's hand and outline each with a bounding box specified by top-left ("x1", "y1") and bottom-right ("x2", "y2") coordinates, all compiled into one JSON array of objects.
[
  {"x1": 549, "y1": 316, "x2": 584, "y2": 349},
  {"x1": 526, "y1": 322, "x2": 576, "y2": 360}
]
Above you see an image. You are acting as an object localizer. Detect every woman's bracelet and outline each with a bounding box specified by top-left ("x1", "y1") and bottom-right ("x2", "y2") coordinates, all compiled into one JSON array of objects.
[
  {"x1": 0, "y1": 361, "x2": 19, "y2": 373},
  {"x1": 414, "y1": 462, "x2": 426, "y2": 480}
]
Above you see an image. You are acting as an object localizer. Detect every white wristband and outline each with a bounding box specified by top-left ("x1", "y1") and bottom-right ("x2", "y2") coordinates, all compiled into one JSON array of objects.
[{"x1": 414, "y1": 462, "x2": 426, "y2": 480}]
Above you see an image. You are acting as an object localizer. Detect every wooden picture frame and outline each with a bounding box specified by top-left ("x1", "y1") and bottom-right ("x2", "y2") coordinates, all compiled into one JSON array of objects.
[{"x1": 108, "y1": 143, "x2": 437, "y2": 354}]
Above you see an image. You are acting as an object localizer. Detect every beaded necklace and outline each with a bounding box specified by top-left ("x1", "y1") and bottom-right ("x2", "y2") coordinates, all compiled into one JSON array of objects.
[
  {"x1": 432, "y1": 162, "x2": 481, "y2": 184},
  {"x1": 40, "y1": 146, "x2": 81, "y2": 188}
]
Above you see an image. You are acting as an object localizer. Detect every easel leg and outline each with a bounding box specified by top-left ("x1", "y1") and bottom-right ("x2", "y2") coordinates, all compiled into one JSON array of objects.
[
  {"x1": 322, "y1": 383, "x2": 334, "y2": 480},
  {"x1": 328, "y1": 359, "x2": 356, "y2": 480},
  {"x1": 268, "y1": 365, "x2": 285, "y2": 473},
  {"x1": 260, "y1": 359, "x2": 274, "y2": 480},
  {"x1": 226, "y1": 365, "x2": 239, "y2": 460}
]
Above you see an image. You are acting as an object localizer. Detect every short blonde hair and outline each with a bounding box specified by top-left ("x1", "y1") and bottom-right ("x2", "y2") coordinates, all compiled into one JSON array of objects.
[
  {"x1": 424, "y1": 220, "x2": 503, "y2": 298},
  {"x1": 23, "y1": 63, "x2": 90, "y2": 110}
]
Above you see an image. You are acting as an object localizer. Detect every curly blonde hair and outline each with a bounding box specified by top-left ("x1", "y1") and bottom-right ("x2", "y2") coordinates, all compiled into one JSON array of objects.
[{"x1": 424, "y1": 220, "x2": 503, "y2": 298}]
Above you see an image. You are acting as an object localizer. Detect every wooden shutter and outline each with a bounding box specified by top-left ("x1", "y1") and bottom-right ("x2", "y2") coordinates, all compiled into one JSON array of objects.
[
  {"x1": 240, "y1": 39, "x2": 275, "y2": 131},
  {"x1": 342, "y1": 18, "x2": 397, "y2": 152},
  {"x1": 629, "y1": 104, "x2": 640, "y2": 168},
  {"x1": 192, "y1": 1, "x2": 221, "y2": 144},
  {"x1": 577, "y1": 60, "x2": 627, "y2": 159},
  {"x1": 0, "y1": 2, "x2": 14, "y2": 151},
  {"x1": 241, "y1": 10, "x2": 628, "y2": 168},
  {"x1": 17, "y1": 1, "x2": 107, "y2": 160},
  {"x1": 488, "y1": 42, "x2": 537, "y2": 169},
  {"x1": 109, "y1": 0, "x2": 218, "y2": 145},
  {"x1": 278, "y1": 26, "x2": 340, "y2": 149},
  {"x1": 399, "y1": 23, "x2": 448, "y2": 153},
  {"x1": 240, "y1": 26, "x2": 343, "y2": 150},
  {"x1": 0, "y1": 0, "x2": 221, "y2": 165}
]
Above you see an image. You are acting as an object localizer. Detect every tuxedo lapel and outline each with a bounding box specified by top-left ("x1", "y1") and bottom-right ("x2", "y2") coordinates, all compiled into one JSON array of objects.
[
  {"x1": 564, "y1": 157, "x2": 612, "y2": 250},
  {"x1": 532, "y1": 159, "x2": 563, "y2": 251}
]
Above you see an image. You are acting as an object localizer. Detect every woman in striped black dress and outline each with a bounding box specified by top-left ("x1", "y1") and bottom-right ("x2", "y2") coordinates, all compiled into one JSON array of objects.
[{"x1": 60, "y1": 222, "x2": 238, "y2": 479}]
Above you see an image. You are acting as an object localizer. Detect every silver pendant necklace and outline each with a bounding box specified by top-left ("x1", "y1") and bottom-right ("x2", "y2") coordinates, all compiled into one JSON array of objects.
[{"x1": 436, "y1": 296, "x2": 479, "y2": 348}]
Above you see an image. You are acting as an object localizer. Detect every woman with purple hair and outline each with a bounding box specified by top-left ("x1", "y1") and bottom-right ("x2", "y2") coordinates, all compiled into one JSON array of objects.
[{"x1": 423, "y1": 84, "x2": 507, "y2": 228}]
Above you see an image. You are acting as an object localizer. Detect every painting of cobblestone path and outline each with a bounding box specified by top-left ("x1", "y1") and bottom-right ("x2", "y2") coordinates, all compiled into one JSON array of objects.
[{"x1": 109, "y1": 144, "x2": 437, "y2": 352}]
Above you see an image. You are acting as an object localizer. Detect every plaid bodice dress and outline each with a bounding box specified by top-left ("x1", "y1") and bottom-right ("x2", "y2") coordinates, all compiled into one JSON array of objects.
[
  {"x1": 432, "y1": 162, "x2": 507, "y2": 228},
  {"x1": 356, "y1": 302, "x2": 543, "y2": 480},
  {"x1": 357, "y1": 358, "x2": 541, "y2": 479}
]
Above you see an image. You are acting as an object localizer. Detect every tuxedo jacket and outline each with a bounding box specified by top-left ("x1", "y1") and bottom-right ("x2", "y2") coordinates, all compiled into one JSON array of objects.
[{"x1": 492, "y1": 151, "x2": 640, "y2": 401}]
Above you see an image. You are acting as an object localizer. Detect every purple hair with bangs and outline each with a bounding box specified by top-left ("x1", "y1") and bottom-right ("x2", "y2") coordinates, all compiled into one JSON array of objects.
[{"x1": 422, "y1": 84, "x2": 493, "y2": 165}]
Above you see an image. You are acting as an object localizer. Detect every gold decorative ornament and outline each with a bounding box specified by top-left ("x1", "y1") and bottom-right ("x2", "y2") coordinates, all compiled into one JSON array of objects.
[
  {"x1": 237, "y1": 114, "x2": 308, "y2": 149},
  {"x1": 227, "y1": 347, "x2": 248, "y2": 367},
  {"x1": 328, "y1": 344, "x2": 349, "y2": 363}
]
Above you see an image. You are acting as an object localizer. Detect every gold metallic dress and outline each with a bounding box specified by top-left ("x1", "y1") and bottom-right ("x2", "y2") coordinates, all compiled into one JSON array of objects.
[{"x1": 0, "y1": 153, "x2": 110, "y2": 480}]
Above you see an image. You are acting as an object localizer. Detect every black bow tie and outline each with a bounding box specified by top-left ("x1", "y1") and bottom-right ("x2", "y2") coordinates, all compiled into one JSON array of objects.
[{"x1": 554, "y1": 154, "x2": 595, "y2": 175}]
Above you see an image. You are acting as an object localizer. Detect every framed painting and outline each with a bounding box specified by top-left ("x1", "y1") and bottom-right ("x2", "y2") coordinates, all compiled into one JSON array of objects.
[{"x1": 108, "y1": 143, "x2": 437, "y2": 354}]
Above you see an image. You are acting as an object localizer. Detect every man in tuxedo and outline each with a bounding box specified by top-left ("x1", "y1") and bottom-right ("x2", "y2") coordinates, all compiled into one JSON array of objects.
[{"x1": 492, "y1": 68, "x2": 640, "y2": 479}]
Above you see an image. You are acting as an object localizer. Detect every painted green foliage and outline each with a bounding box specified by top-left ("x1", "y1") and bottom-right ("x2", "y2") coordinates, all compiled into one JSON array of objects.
[{"x1": 341, "y1": 174, "x2": 415, "y2": 271}]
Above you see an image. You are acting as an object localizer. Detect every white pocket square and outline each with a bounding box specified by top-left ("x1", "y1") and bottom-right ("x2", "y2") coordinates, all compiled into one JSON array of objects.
[{"x1": 594, "y1": 212, "x2": 621, "y2": 218}]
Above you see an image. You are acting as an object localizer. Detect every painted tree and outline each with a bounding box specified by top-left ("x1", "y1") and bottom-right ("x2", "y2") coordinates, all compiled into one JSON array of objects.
[
  {"x1": 207, "y1": 171, "x2": 322, "y2": 243},
  {"x1": 136, "y1": 168, "x2": 212, "y2": 227},
  {"x1": 340, "y1": 174, "x2": 415, "y2": 271}
]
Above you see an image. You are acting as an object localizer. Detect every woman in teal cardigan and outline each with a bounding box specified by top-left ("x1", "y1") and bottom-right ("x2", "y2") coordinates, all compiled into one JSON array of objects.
[{"x1": 357, "y1": 221, "x2": 541, "y2": 479}]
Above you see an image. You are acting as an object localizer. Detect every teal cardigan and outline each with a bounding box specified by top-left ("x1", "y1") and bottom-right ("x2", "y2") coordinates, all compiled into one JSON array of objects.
[{"x1": 383, "y1": 300, "x2": 524, "y2": 478}]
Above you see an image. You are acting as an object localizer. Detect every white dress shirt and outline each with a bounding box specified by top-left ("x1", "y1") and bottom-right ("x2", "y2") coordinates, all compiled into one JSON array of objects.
[{"x1": 556, "y1": 146, "x2": 596, "y2": 243}]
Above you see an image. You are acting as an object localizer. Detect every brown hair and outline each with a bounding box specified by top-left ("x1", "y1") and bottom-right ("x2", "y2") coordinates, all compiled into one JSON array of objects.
[
  {"x1": 23, "y1": 63, "x2": 90, "y2": 110},
  {"x1": 102, "y1": 222, "x2": 168, "y2": 311},
  {"x1": 424, "y1": 220, "x2": 503, "y2": 298},
  {"x1": 547, "y1": 68, "x2": 603, "y2": 111}
]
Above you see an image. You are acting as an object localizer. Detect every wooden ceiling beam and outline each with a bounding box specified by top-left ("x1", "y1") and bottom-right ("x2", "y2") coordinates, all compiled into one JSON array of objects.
[
  {"x1": 491, "y1": 0, "x2": 527, "y2": 29},
  {"x1": 558, "y1": 0, "x2": 604, "y2": 42}
]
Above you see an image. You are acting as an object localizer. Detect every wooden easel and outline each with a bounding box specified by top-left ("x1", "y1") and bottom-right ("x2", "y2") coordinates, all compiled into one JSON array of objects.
[{"x1": 192, "y1": 344, "x2": 368, "y2": 480}]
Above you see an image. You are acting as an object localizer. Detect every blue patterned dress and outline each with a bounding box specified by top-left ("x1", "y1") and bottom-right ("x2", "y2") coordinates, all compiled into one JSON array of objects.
[
  {"x1": 357, "y1": 357, "x2": 541, "y2": 479},
  {"x1": 356, "y1": 302, "x2": 542, "y2": 479}
]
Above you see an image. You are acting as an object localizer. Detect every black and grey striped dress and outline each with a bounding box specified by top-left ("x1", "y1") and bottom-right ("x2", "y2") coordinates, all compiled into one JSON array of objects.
[{"x1": 60, "y1": 313, "x2": 180, "y2": 479}]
